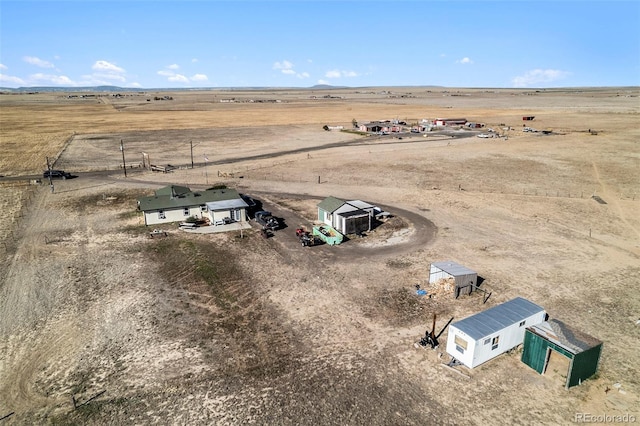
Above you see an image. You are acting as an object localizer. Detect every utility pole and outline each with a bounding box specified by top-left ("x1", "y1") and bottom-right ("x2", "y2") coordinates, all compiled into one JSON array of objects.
[
  {"x1": 190, "y1": 141, "x2": 194, "y2": 169},
  {"x1": 46, "y1": 156, "x2": 54, "y2": 193},
  {"x1": 120, "y1": 139, "x2": 127, "y2": 177},
  {"x1": 204, "y1": 154, "x2": 209, "y2": 184}
]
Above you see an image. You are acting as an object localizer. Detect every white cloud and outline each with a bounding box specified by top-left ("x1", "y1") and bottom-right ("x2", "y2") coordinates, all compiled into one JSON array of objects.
[
  {"x1": 157, "y1": 70, "x2": 174, "y2": 77},
  {"x1": 30, "y1": 73, "x2": 75, "y2": 85},
  {"x1": 273, "y1": 60, "x2": 308, "y2": 79},
  {"x1": 23, "y1": 56, "x2": 55, "y2": 68},
  {"x1": 317, "y1": 79, "x2": 330, "y2": 85},
  {"x1": 325, "y1": 70, "x2": 358, "y2": 79},
  {"x1": 92, "y1": 72, "x2": 126, "y2": 83},
  {"x1": 456, "y1": 57, "x2": 473, "y2": 64},
  {"x1": 0, "y1": 63, "x2": 7, "y2": 70},
  {"x1": 191, "y1": 74, "x2": 208, "y2": 82},
  {"x1": 191, "y1": 58, "x2": 199, "y2": 63},
  {"x1": 512, "y1": 69, "x2": 571, "y2": 87},
  {"x1": 92, "y1": 60, "x2": 125, "y2": 73},
  {"x1": 0, "y1": 73, "x2": 26, "y2": 85},
  {"x1": 167, "y1": 64, "x2": 180, "y2": 70},
  {"x1": 273, "y1": 60, "x2": 294, "y2": 71},
  {"x1": 168, "y1": 74, "x2": 189, "y2": 83}
]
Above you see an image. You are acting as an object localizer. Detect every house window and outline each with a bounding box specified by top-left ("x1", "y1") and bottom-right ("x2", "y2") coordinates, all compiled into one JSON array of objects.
[
  {"x1": 491, "y1": 336, "x2": 500, "y2": 350},
  {"x1": 454, "y1": 335, "x2": 468, "y2": 352},
  {"x1": 519, "y1": 321, "x2": 526, "y2": 327},
  {"x1": 158, "y1": 210, "x2": 165, "y2": 219},
  {"x1": 484, "y1": 338, "x2": 491, "y2": 345},
  {"x1": 200, "y1": 205, "x2": 207, "y2": 212},
  {"x1": 183, "y1": 207, "x2": 190, "y2": 216}
]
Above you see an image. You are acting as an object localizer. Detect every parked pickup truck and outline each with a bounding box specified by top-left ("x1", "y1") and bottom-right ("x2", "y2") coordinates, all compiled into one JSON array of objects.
[
  {"x1": 43, "y1": 169, "x2": 71, "y2": 179},
  {"x1": 254, "y1": 210, "x2": 279, "y2": 231}
]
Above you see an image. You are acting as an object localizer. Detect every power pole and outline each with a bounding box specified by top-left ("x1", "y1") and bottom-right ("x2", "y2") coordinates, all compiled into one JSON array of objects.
[
  {"x1": 120, "y1": 139, "x2": 127, "y2": 177},
  {"x1": 190, "y1": 141, "x2": 194, "y2": 169},
  {"x1": 46, "y1": 156, "x2": 54, "y2": 192},
  {"x1": 204, "y1": 154, "x2": 209, "y2": 184}
]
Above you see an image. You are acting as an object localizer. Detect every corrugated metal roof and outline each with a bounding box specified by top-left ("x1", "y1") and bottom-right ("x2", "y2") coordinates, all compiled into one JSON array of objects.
[
  {"x1": 528, "y1": 320, "x2": 601, "y2": 354},
  {"x1": 206, "y1": 198, "x2": 249, "y2": 211},
  {"x1": 347, "y1": 200, "x2": 374, "y2": 209},
  {"x1": 318, "y1": 196, "x2": 346, "y2": 213},
  {"x1": 138, "y1": 187, "x2": 242, "y2": 211},
  {"x1": 452, "y1": 297, "x2": 545, "y2": 340},
  {"x1": 431, "y1": 261, "x2": 476, "y2": 277}
]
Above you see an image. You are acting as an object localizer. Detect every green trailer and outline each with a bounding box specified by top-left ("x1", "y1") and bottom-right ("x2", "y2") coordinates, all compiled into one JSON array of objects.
[{"x1": 312, "y1": 225, "x2": 343, "y2": 246}]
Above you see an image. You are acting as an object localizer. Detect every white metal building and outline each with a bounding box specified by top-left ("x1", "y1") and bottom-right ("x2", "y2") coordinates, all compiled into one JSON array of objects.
[
  {"x1": 446, "y1": 297, "x2": 546, "y2": 368},
  {"x1": 429, "y1": 261, "x2": 478, "y2": 298}
]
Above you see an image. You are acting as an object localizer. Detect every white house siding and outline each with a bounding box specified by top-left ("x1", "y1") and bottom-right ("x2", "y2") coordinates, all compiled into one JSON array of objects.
[
  {"x1": 144, "y1": 205, "x2": 205, "y2": 226},
  {"x1": 206, "y1": 198, "x2": 249, "y2": 225},
  {"x1": 445, "y1": 297, "x2": 546, "y2": 368},
  {"x1": 207, "y1": 208, "x2": 246, "y2": 225}
]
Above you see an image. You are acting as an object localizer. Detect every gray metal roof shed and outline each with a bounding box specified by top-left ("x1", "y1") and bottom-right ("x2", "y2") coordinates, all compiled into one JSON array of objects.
[
  {"x1": 453, "y1": 297, "x2": 545, "y2": 341},
  {"x1": 431, "y1": 261, "x2": 476, "y2": 277}
]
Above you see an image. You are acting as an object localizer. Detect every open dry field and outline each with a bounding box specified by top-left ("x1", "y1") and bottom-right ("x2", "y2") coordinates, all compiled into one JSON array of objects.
[{"x1": 1, "y1": 87, "x2": 639, "y2": 425}]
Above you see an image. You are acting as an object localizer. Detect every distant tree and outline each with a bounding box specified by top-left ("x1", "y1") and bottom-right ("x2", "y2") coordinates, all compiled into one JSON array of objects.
[{"x1": 323, "y1": 125, "x2": 329, "y2": 131}]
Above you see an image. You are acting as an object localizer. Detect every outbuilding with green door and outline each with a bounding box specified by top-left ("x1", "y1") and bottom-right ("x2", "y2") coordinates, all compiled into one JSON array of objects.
[{"x1": 521, "y1": 319, "x2": 602, "y2": 389}]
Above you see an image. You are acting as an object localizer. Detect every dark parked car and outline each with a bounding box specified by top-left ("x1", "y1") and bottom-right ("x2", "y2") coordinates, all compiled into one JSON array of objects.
[{"x1": 43, "y1": 170, "x2": 71, "y2": 179}]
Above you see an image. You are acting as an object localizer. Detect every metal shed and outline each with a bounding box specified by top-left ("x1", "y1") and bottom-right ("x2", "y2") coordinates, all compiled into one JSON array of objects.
[
  {"x1": 446, "y1": 297, "x2": 546, "y2": 368},
  {"x1": 521, "y1": 319, "x2": 602, "y2": 389},
  {"x1": 429, "y1": 261, "x2": 478, "y2": 298}
]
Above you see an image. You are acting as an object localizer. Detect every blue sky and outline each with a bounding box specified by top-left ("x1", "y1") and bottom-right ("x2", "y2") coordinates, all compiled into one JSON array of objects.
[{"x1": 1, "y1": 1, "x2": 639, "y2": 88}]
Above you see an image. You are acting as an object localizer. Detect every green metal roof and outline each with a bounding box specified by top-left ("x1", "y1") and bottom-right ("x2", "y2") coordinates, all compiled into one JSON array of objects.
[
  {"x1": 317, "y1": 196, "x2": 346, "y2": 213},
  {"x1": 138, "y1": 186, "x2": 242, "y2": 211},
  {"x1": 155, "y1": 185, "x2": 191, "y2": 197}
]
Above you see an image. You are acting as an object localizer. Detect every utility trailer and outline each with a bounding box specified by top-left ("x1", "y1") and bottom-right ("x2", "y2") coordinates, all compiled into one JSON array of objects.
[{"x1": 312, "y1": 225, "x2": 343, "y2": 246}]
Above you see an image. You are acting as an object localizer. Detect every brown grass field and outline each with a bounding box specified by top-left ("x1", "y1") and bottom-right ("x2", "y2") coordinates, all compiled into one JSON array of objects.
[{"x1": 0, "y1": 87, "x2": 639, "y2": 425}]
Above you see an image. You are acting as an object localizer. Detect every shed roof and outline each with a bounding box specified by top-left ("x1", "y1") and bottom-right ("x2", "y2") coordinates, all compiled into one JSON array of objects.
[
  {"x1": 318, "y1": 196, "x2": 346, "y2": 213},
  {"x1": 528, "y1": 320, "x2": 602, "y2": 354},
  {"x1": 206, "y1": 198, "x2": 249, "y2": 211},
  {"x1": 431, "y1": 261, "x2": 476, "y2": 277},
  {"x1": 347, "y1": 200, "x2": 375, "y2": 210},
  {"x1": 138, "y1": 187, "x2": 242, "y2": 211},
  {"x1": 452, "y1": 297, "x2": 545, "y2": 341}
]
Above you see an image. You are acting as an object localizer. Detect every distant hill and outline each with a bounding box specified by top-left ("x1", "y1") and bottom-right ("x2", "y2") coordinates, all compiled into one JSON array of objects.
[{"x1": 0, "y1": 84, "x2": 351, "y2": 93}]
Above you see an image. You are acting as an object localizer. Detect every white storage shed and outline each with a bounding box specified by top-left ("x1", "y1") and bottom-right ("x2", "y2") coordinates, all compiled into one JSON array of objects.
[
  {"x1": 429, "y1": 261, "x2": 478, "y2": 298},
  {"x1": 446, "y1": 297, "x2": 546, "y2": 368}
]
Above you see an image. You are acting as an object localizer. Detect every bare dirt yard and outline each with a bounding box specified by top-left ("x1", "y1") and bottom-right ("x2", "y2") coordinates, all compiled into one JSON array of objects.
[{"x1": 1, "y1": 87, "x2": 639, "y2": 425}]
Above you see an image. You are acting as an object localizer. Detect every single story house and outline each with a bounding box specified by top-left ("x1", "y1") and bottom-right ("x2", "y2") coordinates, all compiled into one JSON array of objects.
[
  {"x1": 317, "y1": 196, "x2": 378, "y2": 235},
  {"x1": 429, "y1": 261, "x2": 478, "y2": 298},
  {"x1": 521, "y1": 319, "x2": 602, "y2": 389},
  {"x1": 446, "y1": 297, "x2": 546, "y2": 368},
  {"x1": 358, "y1": 121, "x2": 402, "y2": 133},
  {"x1": 137, "y1": 185, "x2": 248, "y2": 226}
]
